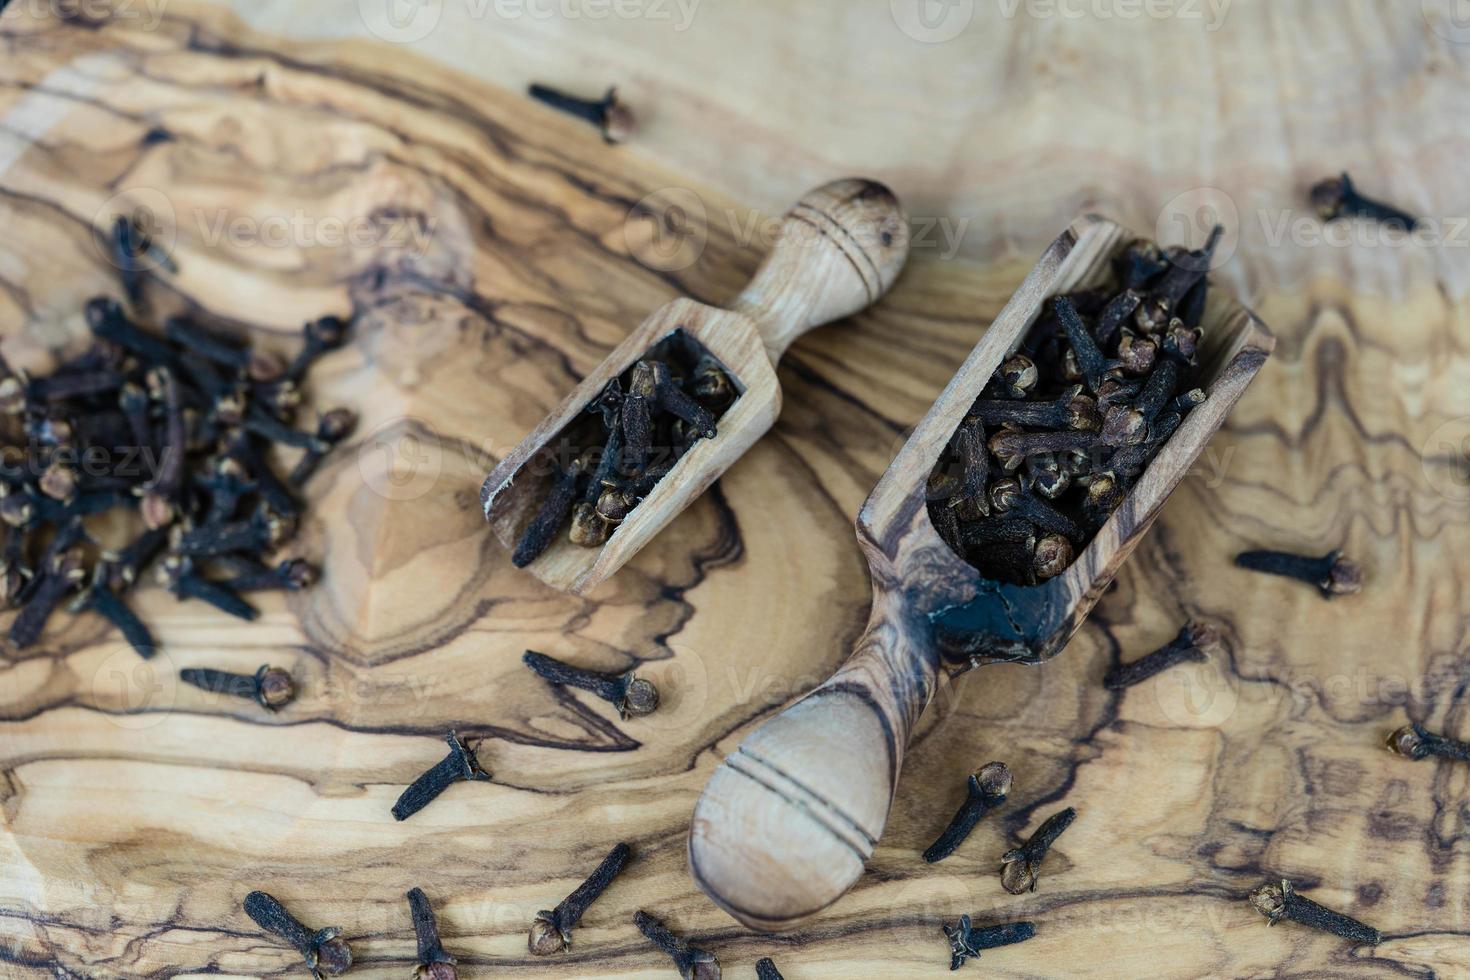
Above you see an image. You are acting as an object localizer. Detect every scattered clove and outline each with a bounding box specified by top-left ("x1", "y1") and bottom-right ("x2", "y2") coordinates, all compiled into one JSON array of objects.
[
  {"x1": 179, "y1": 664, "x2": 295, "y2": 711},
  {"x1": 633, "y1": 910, "x2": 720, "y2": 980},
  {"x1": 943, "y1": 915, "x2": 1036, "y2": 971},
  {"x1": 407, "y1": 887, "x2": 458, "y2": 980},
  {"x1": 1386, "y1": 723, "x2": 1470, "y2": 765},
  {"x1": 1249, "y1": 879, "x2": 1381, "y2": 946},
  {"x1": 923, "y1": 761, "x2": 1011, "y2": 863},
  {"x1": 529, "y1": 842, "x2": 631, "y2": 955},
  {"x1": 391, "y1": 731, "x2": 492, "y2": 822},
  {"x1": 754, "y1": 958, "x2": 785, "y2": 980},
  {"x1": 528, "y1": 84, "x2": 634, "y2": 143},
  {"x1": 1310, "y1": 173, "x2": 1418, "y2": 231},
  {"x1": 1001, "y1": 807, "x2": 1076, "y2": 894},
  {"x1": 243, "y1": 890, "x2": 352, "y2": 978},
  {"x1": 1103, "y1": 623, "x2": 1220, "y2": 690},
  {"x1": 523, "y1": 650, "x2": 659, "y2": 719},
  {"x1": 1235, "y1": 548, "x2": 1363, "y2": 599}
]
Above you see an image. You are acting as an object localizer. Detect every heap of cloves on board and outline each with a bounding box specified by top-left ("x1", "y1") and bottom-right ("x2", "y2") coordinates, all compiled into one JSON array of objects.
[
  {"x1": 513, "y1": 331, "x2": 737, "y2": 566},
  {"x1": 927, "y1": 230, "x2": 1221, "y2": 586},
  {"x1": 0, "y1": 291, "x2": 354, "y2": 657}
]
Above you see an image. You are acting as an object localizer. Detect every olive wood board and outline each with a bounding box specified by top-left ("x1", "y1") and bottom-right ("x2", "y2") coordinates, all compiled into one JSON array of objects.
[{"x1": 0, "y1": 3, "x2": 1466, "y2": 979}]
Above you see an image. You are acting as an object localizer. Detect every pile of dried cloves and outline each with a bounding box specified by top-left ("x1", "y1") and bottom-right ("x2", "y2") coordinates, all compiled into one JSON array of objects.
[
  {"x1": 513, "y1": 330, "x2": 736, "y2": 566},
  {"x1": 928, "y1": 231, "x2": 1219, "y2": 585},
  {"x1": 0, "y1": 297, "x2": 354, "y2": 656}
]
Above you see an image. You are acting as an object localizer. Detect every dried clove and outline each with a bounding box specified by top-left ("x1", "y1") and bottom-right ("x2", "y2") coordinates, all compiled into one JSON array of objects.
[
  {"x1": 1103, "y1": 623, "x2": 1220, "y2": 690},
  {"x1": 166, "y1": 317, "x2": 285, "y2": 382},
  {"x1": 943, "y1": 915, "x2": 1036, "y2": 971},
  {"x1": 1386, "y1": 723, "x2": 1470, "y2": 765},
  {"x1": 1311, "y1": 173, "x2": 1418, "y2": 231},
  {"x1": 528, "y1": 84, "x2": 634, "y2": 143},
  {"x1": 923, "y1": 761, "x2": 1011, "y2": 863},
  {"x1": 288, "y1": 408, "x2": 358, "y2": 485},
  {"x1": 71, "y1": 565, "x2": 156, "y2": 658},
  {"x1": 407, "y1": 887, "x2": 458, "y2": 980},
  {"x1": 633, "y1": 910, "x2": 720, "y2": 980},
  {"x1": 1234, "y1": 548, "x2": 1363, "y2": 599},
  {"x1": 284, "y1": 316, "x2": 349, "y2": 383},
  {"x1": 8, "y1": 547, "x2": 85, "y2": 648},
  {"x1": 1114, "y1": 239, "x2": 1169, "y2": 290},
  {"x1": 522, "y1": 650, "x2": 659, "y2": 719},
  {"x1": 512, "y1": 459, "x2": 583, "y2": 567},
  {"x1": 391, "y1": 731, "x2": 492, "y2": 821},
  {"x1": 1054, "y1": 297, "x2": 1109, "y2": 392},
  {"x1": 967, "y1": 386, "x2": 1098, "y2": 432},
  {"x1": 988, "y1": 429, "x2": 1100, "y2": 472},
  {"x1": 158, "y1": 555, "x2": 260, "y2": 621},
  {"x1": 1001, "y1": 807, "x2": 1076, "y2": 894},
  {"x1": 993, "y1": 354, "x2": 1039, "y2": 399},
  {"x1": 213, "y1": 556, "x2": 318, "y2": 593},
  {"x1": 1249, "y1": 879, "x2": 1381, "y2": 946},
  {"x1": 529, "y1": 842, "x2": 631, "y2": 954},
  {"x1": 243, "y1": 890, "x2": 353, "y2": 978},
  {"x1": 754, "y1": 958, "x2": 784, "y2": 980},
  {"x1": 179, "y1": 664, "x2": 294, "y2": 711},
  {"x1": 1031, "y1": 533, "x2": 1074, "y2": 581}
]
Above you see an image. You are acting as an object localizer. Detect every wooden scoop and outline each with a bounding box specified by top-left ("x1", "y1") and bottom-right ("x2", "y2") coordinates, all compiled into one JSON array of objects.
[
  {"x1": 482, "y1": 179, "x2": 910, "y2": 594},
  {"x1": 687, "y1": 214, "x2": 1275, "y2": 932}
]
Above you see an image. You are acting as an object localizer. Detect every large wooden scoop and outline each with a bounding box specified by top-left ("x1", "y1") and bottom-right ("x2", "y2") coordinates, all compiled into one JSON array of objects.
[
  {"x1": 688, "y1": 214, "x2": 1276, "y2": 931},
  {"x1": 482, "y1": 180, "x2": 910, "y2": 594}
]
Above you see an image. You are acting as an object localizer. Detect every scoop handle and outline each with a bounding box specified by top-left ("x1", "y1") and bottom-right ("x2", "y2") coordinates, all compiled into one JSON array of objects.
[
  {"x1": 731, "y1": 179, "x2": 910, "y2": 363},
  {"x1": 687, "y1": 587, "x2": 938, "y2": 931}
]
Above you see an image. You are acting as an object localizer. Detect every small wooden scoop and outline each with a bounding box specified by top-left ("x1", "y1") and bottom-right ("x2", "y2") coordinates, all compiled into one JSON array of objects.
[
  {"x1": 688, "y1": 214, "x2": 1275, "y2": 932},
  {"x1": 482, "y1": 180, "x2": 910, "y2": 594}
]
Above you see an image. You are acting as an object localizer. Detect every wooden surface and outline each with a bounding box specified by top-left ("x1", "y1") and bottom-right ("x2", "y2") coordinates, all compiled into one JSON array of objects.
[{"x1": 1, "y1": 2, "x2": 1468, "y2": 979}]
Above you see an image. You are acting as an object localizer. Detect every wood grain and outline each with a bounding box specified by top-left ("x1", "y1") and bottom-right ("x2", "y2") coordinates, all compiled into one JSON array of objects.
[{"x1": 0, "y1": 2, "x2": 1468, "y2": 978}]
